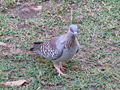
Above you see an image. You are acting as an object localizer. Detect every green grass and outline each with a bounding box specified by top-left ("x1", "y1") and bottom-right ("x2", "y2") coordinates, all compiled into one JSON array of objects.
[{"x1": 0, "y1": 0, "x2": 120, "y2": 89}]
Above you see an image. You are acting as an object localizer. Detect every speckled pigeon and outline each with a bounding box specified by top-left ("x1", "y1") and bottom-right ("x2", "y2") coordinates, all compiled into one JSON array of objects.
[{"x1": 30, "y1": 25, "x2": 80, "y2": 76}]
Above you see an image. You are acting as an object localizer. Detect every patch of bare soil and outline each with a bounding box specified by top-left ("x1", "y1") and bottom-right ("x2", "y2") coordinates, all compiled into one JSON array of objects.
[
  {"x1": 8, "y1": 1, "x2": 82, "y2": 29},
  {"x1": 17, "y1": 23, "x2": 32, "y2": 28},
  {"x1": 8, "y1": 2, "x2": 42, "y2": 29},
  {"x1": 9, "y1": 3, "x2": 42, "y2": 19},
  {"x1": 0, "y1": 42, "x2": 22, "y2": 55},
  {"x1": 0, "y1": 42, "x2": 33, "y2": 56}
]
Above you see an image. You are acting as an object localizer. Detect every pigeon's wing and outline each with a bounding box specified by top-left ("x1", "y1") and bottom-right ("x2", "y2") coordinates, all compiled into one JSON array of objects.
[{"x1": 31, "y1": 37, "x2": 63, "y2": 60}]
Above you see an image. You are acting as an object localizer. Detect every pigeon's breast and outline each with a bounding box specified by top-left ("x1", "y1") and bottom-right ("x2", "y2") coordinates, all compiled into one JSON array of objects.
[{"x1": 56, "y1": 46, "x2": 78, "y2": 61}]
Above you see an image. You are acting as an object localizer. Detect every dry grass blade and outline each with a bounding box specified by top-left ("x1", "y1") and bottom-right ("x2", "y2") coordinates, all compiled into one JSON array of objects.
[{"x1": 0, "y1": 80, "x2": 26, "y2": 86}]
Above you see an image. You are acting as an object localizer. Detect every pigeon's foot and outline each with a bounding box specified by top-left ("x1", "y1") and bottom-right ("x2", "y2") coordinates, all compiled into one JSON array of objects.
[
  {"x1": 54, "y1": 65, "x2": 67, "y2": 76},
  {"x1": 59, "y1": 62, "x2": 65, "y2": 71}
]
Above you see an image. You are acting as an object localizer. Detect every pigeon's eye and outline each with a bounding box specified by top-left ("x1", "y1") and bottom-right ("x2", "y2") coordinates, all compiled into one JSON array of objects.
[{"x1": 70, "y1": 27, "x2": 74, "y2": 33}]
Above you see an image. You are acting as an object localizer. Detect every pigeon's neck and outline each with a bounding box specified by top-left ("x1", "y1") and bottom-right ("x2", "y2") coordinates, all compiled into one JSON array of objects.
[
  {"x1": 63, "y1": 31, "x2": 76, "y2": 49},
  {"x1": 66, "y1": 31, "x2": 76, "y2": 43},
  {"x1": 66, "y1": 31, "x2": 75, "y2": 39}
]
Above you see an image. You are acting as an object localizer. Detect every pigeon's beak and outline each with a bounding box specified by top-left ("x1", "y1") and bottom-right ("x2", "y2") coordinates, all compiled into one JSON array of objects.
[
  {"x1": 74, "y1": 32, "x2": 77, "y2": 34},
  {"x1": 74, "y1": 32, "x2": 78, "y2": 37}
]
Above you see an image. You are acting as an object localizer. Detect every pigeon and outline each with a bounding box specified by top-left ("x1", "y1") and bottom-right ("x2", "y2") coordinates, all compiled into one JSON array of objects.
[{"x1": 30, "y1": 25, "x2": 80, "y2": 76}]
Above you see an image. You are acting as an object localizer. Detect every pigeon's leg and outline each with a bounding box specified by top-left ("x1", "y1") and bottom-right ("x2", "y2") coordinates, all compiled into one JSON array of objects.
[
  {"x1": 53, "y1": 61, "x2": 67, "y2": 76},
  {"x1": 59, "y1": 62, "x2": 65, "y2": 71}
]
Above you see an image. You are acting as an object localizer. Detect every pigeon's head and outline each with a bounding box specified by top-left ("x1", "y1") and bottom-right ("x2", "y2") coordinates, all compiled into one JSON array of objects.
[{"x1": 69, "y1": 25, "x2": 78, "y2": 35}]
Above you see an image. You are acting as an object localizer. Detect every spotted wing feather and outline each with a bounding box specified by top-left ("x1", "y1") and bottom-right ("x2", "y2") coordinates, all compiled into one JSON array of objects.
[{"x1": 31, "y1": 37, "x2": 63, "y2": 60}]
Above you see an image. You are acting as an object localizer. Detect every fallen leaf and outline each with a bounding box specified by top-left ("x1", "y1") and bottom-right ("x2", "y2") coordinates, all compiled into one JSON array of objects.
[
  {"x1": 31, "y1": 5, "x2": 42, "y2": 11},
  {"x1": 0, "y1": 80, "x2": 26, "y2": 86},
  {"x1": 0, "y1": 42, "x2": 7, "y2": 47}
]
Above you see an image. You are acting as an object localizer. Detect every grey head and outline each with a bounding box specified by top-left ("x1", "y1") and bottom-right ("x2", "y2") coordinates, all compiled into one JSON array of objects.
[{"x1": 68, "y1": 24, "x2": 78, "y2": 35}]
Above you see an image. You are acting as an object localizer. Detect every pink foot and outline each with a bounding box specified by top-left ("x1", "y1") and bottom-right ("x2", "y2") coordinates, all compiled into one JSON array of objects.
[
  {"x1": 59, "y1": 64, "x2": 65, "y2": 71},
  {"x1": 54, "y1": 65, "x2": 67, "y2": 76}
]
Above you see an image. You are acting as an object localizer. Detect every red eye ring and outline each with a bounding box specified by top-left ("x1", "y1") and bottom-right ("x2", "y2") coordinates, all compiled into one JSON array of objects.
[{"x1": 70, "y1": 27, "x2": 74, "y2": 33}]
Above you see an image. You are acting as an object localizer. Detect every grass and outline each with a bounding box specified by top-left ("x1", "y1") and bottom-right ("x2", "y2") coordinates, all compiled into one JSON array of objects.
[{"x1": 0, "y1": 0, "x2": 120, "y2": 89}]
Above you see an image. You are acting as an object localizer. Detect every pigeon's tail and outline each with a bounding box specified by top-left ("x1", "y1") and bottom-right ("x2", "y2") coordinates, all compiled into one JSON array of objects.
[
  {"x1": 30, "y1": 48, "x2": 34, "y2": 51},
  {"x1": 30, "y1": 42, "x2": 43, "y2": 51},
  {"x1": 33, "y1": 42, "x2": 43, "y2": 44}
]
